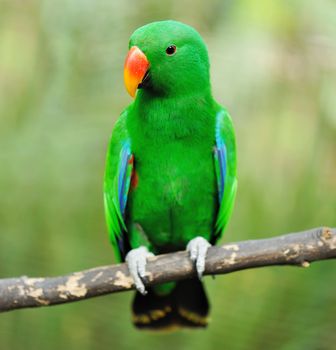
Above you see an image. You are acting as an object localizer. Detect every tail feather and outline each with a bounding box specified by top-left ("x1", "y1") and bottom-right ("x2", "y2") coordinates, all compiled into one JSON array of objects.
[
  {"x1": 132, "y1": 279, "x2": 209, "y2": 330},
  {"x1": 174, "y1": 279, "x2": 209, "y2": 328}
]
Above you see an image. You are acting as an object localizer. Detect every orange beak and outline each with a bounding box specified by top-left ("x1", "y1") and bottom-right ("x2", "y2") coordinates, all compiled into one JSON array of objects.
[{"x1": 124, "y1": 46, "x2": 150, "y2": 98}]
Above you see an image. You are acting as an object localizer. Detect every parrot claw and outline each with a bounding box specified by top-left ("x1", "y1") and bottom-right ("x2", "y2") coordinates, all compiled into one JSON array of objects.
[
  {"x1": 186, "y1": 236, "x2": 211, "y2": 279},
  {"x1": 125, "y1": 246, "x2": 154, "y2": 295}
]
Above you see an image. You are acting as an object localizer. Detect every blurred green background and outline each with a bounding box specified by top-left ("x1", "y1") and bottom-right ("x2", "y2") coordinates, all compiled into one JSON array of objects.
[{"x1": 0, "y1": 0, "x2": 335, "y2": 349}]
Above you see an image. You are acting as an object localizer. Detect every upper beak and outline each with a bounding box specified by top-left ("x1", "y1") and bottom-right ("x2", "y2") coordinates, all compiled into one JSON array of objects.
[{"x1": 124, "y1": 46, "x2": 150, "y2": 97}]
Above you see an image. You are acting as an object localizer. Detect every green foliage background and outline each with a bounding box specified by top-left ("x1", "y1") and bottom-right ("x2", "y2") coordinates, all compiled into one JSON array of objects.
[{"x1": 0, "y1": 1, "x2": 335, "y2": 349}]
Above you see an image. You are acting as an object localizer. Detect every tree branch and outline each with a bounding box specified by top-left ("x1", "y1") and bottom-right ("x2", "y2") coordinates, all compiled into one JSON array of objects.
[{"x1": 0, "y1": 227, "x2": 335, "y2": 313}]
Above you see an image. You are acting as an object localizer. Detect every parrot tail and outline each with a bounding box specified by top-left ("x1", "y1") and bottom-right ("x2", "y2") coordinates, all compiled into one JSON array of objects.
[{"x1": 132, "y1": 279, "x2": 209, "y2": 330}]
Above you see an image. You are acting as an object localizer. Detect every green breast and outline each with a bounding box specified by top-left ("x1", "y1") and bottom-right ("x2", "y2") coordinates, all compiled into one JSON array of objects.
[
  {"x1": 126, "y1": 115, "x2": 218, "y2": 252},
  {"x1": 124, "y1": 90, "x2": 220, "y2": 252}
]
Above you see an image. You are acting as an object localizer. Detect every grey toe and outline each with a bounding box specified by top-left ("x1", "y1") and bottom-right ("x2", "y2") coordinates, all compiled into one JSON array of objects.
[
  {"x1": 125, "y1": 246, "x2": 153, "y2": 295},
  {"x1": 186, "y1": 237, "x2": 211, "y2": 279}
]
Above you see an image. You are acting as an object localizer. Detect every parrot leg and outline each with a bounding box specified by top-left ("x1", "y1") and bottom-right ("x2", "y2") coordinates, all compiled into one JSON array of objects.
[
  {"x1": 125, "y1": 246, "x2": 154, "y2": 295},
  {"x1": 186, "y1": 237, "x2": 211, "y2": 279}
]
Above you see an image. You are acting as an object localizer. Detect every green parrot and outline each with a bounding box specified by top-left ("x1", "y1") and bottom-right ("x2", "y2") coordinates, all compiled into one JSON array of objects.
[{"x1": 104, "y1": 20, "x2": 237, "y2": 329}]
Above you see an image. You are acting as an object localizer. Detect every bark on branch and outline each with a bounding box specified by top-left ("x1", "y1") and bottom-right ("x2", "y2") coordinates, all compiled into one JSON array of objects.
[{"x1": 0, "y1": 226, "x2": 335, "y2": 313}]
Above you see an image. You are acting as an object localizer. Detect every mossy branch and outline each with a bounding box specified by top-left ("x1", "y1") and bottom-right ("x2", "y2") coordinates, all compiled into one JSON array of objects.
[{"x1": 0, "y1": 227, "x2": 335, "y2": 313}]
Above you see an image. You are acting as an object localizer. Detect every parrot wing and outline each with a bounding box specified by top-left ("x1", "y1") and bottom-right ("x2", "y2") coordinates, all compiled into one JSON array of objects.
[
  {"x1": 104, "y1": 111, "x2": 133, "y2": 262},
  {"x1": 212, "y1": 109, "x2": 238, "y2": 242}
]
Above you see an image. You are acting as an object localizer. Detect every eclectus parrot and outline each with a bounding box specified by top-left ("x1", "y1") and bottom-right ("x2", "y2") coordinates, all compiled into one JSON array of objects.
[{"x1": 104, "y1": 20, "x2": 237, "y2": 329}]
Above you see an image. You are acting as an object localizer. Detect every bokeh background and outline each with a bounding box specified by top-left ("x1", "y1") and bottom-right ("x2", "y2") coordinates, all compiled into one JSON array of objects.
[{"x1": 0, "y1": 0, "x2": 335, "y2": 349}]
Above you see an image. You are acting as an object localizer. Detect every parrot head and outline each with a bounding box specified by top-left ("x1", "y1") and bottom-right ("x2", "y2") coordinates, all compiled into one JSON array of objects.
[{"x1": 124, "y1": 20, "x2": 210, "y2": 98}]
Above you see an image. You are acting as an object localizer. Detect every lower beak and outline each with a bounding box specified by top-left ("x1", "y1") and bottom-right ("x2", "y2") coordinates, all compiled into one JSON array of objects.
[{"x1": 124, "y1": 46, "x2": 150, "y2": 98}]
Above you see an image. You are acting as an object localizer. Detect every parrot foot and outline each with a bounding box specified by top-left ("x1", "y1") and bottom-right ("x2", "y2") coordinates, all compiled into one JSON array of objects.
[
  {"x1": 125, "y1": 246, "x2": 154, "y2": 295},
  {"x1": 186, "y1": 237, "x2": 211, "y2": 279}
]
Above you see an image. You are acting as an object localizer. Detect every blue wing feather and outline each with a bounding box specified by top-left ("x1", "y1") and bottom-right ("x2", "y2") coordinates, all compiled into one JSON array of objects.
[
  {"x1": 118, "y1": 140, "x2": 132, "y2": 215},
  {"x1": 215, "y1": 110, "x2": 228, "y2": 202},
  {"x1": 213, "y1": 110, "x2": 237, "y2": 241},
  {"x1": 104, "y1": 113, "x2": 133, "y2": 262}
]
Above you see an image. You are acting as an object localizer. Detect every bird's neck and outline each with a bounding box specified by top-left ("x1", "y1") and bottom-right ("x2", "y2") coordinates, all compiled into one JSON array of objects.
[{"x1": 128, "y1": 89, "x2": 216, "y2": 142}]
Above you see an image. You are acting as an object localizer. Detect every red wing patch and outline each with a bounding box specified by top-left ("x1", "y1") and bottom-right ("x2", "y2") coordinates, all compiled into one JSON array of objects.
[{"x1": 131, "y1": 169, "x2": 139, "y2": 190}]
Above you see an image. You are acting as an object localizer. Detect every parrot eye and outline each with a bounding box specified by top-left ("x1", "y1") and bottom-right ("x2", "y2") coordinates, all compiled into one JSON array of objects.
[{"x1": 166, "y1": 45, "x2": 177, "y2": 56}]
